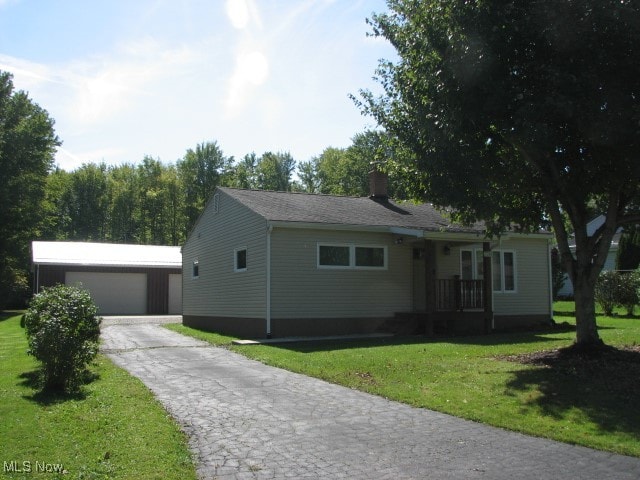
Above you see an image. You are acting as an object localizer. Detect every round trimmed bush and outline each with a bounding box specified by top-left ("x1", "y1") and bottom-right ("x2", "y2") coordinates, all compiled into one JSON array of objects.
[
  {"x1": 594, "y1": 270, "x2": 621, "y2": 316},
  {"x1": 24, "y1": 284, "x2": 101, "y2": 392}
]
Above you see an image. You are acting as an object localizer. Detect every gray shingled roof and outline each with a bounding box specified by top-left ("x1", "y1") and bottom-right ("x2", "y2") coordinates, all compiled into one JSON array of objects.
[{"x1": 219, "y1": 187, "x2": 485, "y2": 234}]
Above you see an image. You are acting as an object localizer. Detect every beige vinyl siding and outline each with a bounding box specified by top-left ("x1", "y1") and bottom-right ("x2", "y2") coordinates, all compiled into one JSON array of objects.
[
  {"x1": 492, "y1": 237, "x2": 550, "y2": 315},
  {"x1": 435, "y1": 238, "x2": 551, "y2": 316},
  {"x1": 270, "y1": 228, "x2": 411, "y2": 318},
  {"x1": 433, "y1": 240, "x2": 464, "y2": 278},
  {"x1": 182, "y1": 190, "x2": 267, "y2": 318}
]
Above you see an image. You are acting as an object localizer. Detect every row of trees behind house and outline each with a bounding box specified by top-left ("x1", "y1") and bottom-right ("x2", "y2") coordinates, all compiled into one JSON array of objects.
[{"x1": 41, "y1": 130, "x2": 411, "y2": 247}]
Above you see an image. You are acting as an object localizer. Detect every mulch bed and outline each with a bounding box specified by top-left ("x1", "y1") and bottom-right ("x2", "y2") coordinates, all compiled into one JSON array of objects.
[
  {"x1": 497, "y1": 344, "x2": 640, "y2": 402},
  {"x1": 497, "y1": 344, "x2": 640, "y2": 367}
]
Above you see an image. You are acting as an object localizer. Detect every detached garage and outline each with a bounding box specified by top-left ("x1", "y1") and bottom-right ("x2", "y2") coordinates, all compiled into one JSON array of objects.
[{"x1": 32, "y1": 241, "x2": 182, "y2": 315}]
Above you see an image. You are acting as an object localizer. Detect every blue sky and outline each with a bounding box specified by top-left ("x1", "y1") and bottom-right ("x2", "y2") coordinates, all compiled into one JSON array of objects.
[{"x1": 0, "y1": 0, "x2": 396, "y2": 170}]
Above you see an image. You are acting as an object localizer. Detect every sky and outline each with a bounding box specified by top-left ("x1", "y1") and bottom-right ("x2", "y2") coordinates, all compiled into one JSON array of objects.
[{"x1": 0, "y1": 0, "x2": 397, "y2": 171}]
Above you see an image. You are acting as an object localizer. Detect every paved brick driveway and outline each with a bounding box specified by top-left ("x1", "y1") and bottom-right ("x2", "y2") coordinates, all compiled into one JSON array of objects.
[{"x1": 101, "y1": 324, "x2": 640, "y2": 480}]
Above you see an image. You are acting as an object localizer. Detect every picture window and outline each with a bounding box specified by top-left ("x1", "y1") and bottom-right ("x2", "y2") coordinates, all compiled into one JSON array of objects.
[{"x1": 317, "y1": 244, "x2": 387, "y2": 270}]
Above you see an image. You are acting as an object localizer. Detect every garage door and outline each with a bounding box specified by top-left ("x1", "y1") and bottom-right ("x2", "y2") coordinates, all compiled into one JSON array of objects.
[
  {"x1": 65, "y1": 272, "x2": 147, "y2": 315},
  {"x1": 168, "y1": 274, "x2": 182, "y2": 314}
]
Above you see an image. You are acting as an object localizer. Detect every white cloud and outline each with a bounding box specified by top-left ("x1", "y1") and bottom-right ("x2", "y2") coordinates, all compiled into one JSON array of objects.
[
  {"x1": 225, "y1": 0, "x2": 262, "y2": 30},
  {"x1": 224, "y1": 0, "x2": 270, "y2": 116},
  {"x1": 0, "y1": 54, "x2": 58, "y2": 89},
  {"x1": 68, "y1": 39, "x2": 200, "y2": 125},
  {"x1": 225, "y1": 48, "x2": 270, "y2": 114},
  {"x1": 1, "y1": 1, "x2": 395, "y2": 170},
  {"x1": 226, "y1": 0, "x2": 249, "y2": 29},
  {"x1": 56, "y1": 146, "x2": 126, "y2": 171}
]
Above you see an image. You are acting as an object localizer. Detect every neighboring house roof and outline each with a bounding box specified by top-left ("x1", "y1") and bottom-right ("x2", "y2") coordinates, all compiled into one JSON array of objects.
[
  {"x1": 219, "y1": 187, "x2": 487, "y2": 235},
  {"x1": 567, "y1": 214, "x2": 622, "y2": 250},
  {"x1": 32, "y1": 241, "x2": 182, "y2": 268}
]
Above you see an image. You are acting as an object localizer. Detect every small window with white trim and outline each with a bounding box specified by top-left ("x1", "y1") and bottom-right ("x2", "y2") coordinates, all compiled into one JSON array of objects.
[
  {"x1": 234, "y1": 248, "x2": 247, "y2": 272},
  {"x1": 192, "y1": 260, "x2": 199, "y2": 278}
]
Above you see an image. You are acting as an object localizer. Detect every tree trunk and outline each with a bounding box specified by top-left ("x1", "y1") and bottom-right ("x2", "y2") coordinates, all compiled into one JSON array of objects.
[{"x1": 572, "y1": 274, "x2": 604, "y2": 347}]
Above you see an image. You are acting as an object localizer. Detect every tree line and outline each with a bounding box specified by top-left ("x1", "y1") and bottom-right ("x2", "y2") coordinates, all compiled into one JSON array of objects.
[{"x1": 40, "y1": 130, "x2": 411, "y2": 248}]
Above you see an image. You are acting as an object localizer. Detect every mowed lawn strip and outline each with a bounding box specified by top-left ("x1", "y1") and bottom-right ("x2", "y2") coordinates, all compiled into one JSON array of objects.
[
  {"x1": 0, "y1": 313, "x2": 197, "y2": 479},
  {"x1": 167, "y1": 301, "x2": 640, "y2": 457}
]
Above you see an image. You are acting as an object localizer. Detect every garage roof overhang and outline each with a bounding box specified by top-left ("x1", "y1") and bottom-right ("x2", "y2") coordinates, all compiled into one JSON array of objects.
[{"x1": 32, "y1": 241, "x2": 182, "y2": 269}]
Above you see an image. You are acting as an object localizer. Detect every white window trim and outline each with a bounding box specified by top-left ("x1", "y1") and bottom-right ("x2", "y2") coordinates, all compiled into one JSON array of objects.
[
  {"x1": 317, "y1": 243, "x2": 388, "y2": 270},
  {"x1": 234, "y1": 247, "x2": 247, "y2": 272},
  {"x1": 495, "y1": 250, "x2": 517, "y2": 294},
  {"x1": 459, "y1": 248, "x2": 517, "y2": 293},
  {"x1": 192, "y1": 259, "x2": 199, "y2": 279}
]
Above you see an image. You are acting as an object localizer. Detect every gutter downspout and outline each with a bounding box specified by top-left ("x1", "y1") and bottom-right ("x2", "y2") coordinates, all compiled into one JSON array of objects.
[
  {"x1": 547, "y1": 239, "x2": 554, "y2": 322},
  {"x1": 266, "y1": 223, "x2": 273, "y2": 338}
]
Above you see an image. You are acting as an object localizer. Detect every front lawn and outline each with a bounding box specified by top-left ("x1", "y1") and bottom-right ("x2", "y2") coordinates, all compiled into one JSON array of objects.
[
  {"x1": 0, "y1": 313, "x2": 197, "y2": 479},
  {"x1": 167, "y1": 302, "x2": 640, "y2": 457}
]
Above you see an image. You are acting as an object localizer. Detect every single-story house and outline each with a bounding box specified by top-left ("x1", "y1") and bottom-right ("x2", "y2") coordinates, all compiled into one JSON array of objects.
[
  {"x1": 32, "y1": 241, "x2": 182, "y2": 315},
  {"x1": 182, "y1": 171, "x2": 554, "y2": 338},
  {"x1": 557, "y1": 215, "x2": 622, "y2": 298}
]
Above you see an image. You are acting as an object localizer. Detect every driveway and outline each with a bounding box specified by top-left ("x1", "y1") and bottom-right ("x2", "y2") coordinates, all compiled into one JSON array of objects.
[{"x1": 101, "y1": 324, "x2": 640, "y2": 480}]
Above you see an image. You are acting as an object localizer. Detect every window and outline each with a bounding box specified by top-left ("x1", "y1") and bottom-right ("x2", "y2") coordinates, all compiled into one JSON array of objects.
[
  {"x1": 318, "y1": 244, "x2": 387, "y2": 269},
  {"x1": 192, "y1": 260, "x2": 199, "y2": 278},
  {"x1": 460, "y1": 249, "x2": 516, "y2": 293},
  {"x1": 355, "y1": 246, "x2": 385, "y2": 267},
  {"x1": 488, "y1": 250, "x2": 516, "y2": 292},
  {"x1": 235, "y1": 248, "x2": 247, "y2": 272},
  {"x1": 318, "y1": 245, "x2": 350, "y2": 267}
]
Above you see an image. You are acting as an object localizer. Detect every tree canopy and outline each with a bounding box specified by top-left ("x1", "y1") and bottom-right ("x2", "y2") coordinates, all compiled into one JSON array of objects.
[
  {"x1": 355, "y1": 0, "x2": 640, "y2": 346},
  {"x1": 0, "y1": 71, "x2": 60, "y2": 308}
]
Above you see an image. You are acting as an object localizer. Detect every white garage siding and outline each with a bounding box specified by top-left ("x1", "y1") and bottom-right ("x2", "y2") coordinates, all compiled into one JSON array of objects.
[
  {"x1": 168, "y1": 273, "x2": 182, "y2": 314},
  {"x1": 65, "y1": 272, "x2": 147, "y2": 315}
]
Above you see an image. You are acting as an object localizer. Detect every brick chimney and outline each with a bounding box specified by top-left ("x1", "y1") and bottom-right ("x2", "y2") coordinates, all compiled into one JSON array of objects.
[{"x1": 369, "y1": 163, "x2": 389, "y2": 201}]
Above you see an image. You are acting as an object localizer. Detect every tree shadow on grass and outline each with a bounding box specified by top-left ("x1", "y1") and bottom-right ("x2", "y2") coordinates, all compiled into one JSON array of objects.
[
  {"x1": 502, "y1": 346, "x2": 640, "y2": 437},
  {"x1": 268, "y1": 327, "x2": 583, "y2": 353},
  {"x1": 19, "y1": 368, "x2": 99, "y2": 405},
  {"x1": 0, "y1": 311, "x2": 22, "y2": 322},
  {"x1": 553, "y1": 309, "x2": 640, "y2": 320}
]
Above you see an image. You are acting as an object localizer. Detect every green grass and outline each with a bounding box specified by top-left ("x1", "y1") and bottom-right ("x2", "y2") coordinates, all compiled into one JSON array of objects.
[
  {"x1": 0, "y1": 313, "x2": 197, "y2": 479},
  {"x1": 167, "y1": 302, "x2": 640, "y2": 457}
]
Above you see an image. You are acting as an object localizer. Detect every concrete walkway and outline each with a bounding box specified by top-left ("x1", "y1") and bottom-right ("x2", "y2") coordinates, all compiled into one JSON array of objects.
[{"x1": 101, "y1": 324, "x2": 640, "y2": 480}]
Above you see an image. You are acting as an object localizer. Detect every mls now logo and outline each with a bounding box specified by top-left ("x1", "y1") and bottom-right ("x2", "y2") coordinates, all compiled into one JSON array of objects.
[{"x1": 4, "y1": 460, "x2": 65, "y2": 473}]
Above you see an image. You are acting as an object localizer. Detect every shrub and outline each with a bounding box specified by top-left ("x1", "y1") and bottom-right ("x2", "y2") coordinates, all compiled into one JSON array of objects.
[
  {"x1": 594, "y1": 270, "x2": 622, "y2": 316},
  {"x1": 618, "y1": 270, "x2": 640, "y2": 316},
  {"x1": 24, "y1": 284, "x2": 101, "y2": 392}
]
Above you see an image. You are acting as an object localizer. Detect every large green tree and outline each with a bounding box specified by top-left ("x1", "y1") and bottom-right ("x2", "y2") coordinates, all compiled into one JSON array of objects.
[
  {"x1": 356, "y1": 0, "x2": 640, "y2": 347},
  {"x1": 67, "y1": 163, "x2": 109, "y2": 241},
  {"x1": 106, "y1": 163, "x2": 140, "y2": 244},
  {"x1": 177, "y1": 141, "x2": 231, "y2": 236},
  {"x1": 0, "y1": 71, "x2": 60, "y2": 307},
  {"x1": 255, "y1": 152, "x2": 296, "y2": 191}
]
